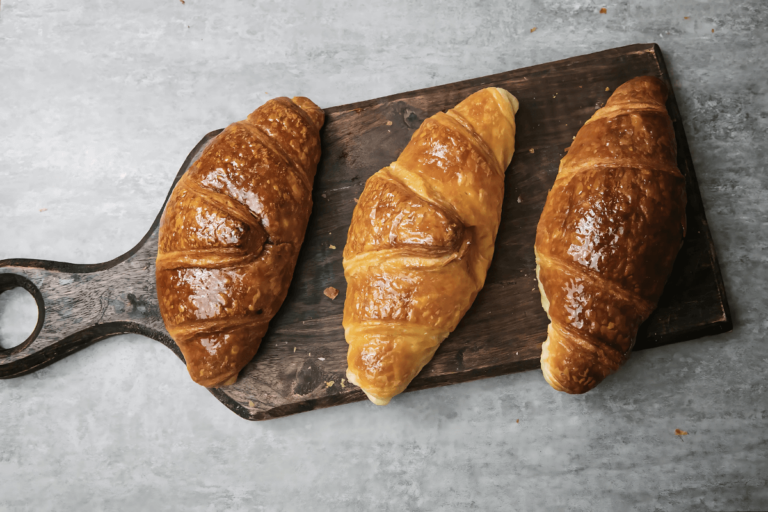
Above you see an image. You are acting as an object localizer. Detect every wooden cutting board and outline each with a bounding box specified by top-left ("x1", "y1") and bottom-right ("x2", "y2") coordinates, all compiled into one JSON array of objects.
[{"x1": 0, "y1": 43, "x2": 731, "y2": 420}]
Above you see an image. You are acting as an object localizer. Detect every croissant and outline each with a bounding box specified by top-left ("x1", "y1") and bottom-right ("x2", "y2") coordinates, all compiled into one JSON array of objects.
[
  {"x1": 535, "y1": 76, "x2": 686, "y2": 394},
  {"x1": 343, "y1": 88, "x2": 519, "y2": 405},
  {"x1": 156, "y1": 97, "x2": 324, "y2": 388}
]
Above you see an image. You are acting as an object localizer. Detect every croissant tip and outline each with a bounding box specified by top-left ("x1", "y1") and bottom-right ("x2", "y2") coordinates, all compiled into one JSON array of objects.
[
  {"x1": 292, "y1": 96, "x2": 325, "y2": 130},
  {"x1": 541, "y1": 363, "x2": 569, "y2": 393},
  {"x1": 365, "y1": 393, "x2": 392, "y2": 406},
  {"x1": 346, "y1": 368, "x2": 391, "y2": 405},
  {"x1": 540, "y1": 332, "x2": 571, "y2": 393},
  {"x1": 204, "y1": 372, "x2": 238, "y2": 388},
  {"x1": 495, "y1": 87, "x2": 520, "y2": 115}
]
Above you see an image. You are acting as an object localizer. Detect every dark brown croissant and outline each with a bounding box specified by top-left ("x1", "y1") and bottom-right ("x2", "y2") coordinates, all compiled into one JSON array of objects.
[
  {"x1": 535, "y1": 76, "x2": 686, "y2": 393},
  {"x1": 156, "y1": 97, "x2": 324, "y2": 387}
]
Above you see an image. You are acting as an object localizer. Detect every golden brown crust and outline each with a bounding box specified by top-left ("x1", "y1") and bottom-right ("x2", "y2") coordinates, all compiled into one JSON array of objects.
[
  {"x1": 343, "y1": 88, "x2": 518, "y2": 404},
  {"x1": 535, "y1": 76, "x2": 686, "y2": 394},
  {"x1": 156, "y1": 97, "x2": 324, "y2": 388},
  {"x1": 344, "y1": 171, "x2": 466, "y2": 259}
]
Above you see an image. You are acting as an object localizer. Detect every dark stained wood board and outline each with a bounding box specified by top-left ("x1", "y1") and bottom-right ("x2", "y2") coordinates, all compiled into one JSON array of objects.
[{"x1": 0, "y1": 43, "x2": 731, "y2": 420}]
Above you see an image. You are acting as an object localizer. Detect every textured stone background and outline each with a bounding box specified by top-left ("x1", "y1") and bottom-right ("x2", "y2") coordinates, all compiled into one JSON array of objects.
[{"x1": 1, "y1": 1, "x2": 766, "y2": 510}]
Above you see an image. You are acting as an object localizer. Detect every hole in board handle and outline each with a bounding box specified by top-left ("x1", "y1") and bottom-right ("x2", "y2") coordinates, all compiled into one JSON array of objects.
[
  {"x1": 0, "y1": 274, "x2": 45, "y2": 356},
  {"x1": 0, "y1": 288, "x2": 38, "y2": 349}
]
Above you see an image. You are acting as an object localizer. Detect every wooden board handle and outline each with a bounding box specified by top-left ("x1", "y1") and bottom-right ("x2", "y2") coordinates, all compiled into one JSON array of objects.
[{"x1": 0, "y1": 250, "x2": 175, "y2": 378}]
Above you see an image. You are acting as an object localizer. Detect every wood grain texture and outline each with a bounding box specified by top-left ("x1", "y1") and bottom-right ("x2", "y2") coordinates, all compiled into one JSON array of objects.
[{"x1": 0, "y1": 43, "x2": 731, "y2": 420}]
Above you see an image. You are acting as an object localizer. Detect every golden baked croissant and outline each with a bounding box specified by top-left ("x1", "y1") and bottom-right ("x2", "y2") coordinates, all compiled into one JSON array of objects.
[
  {"x1": 156, "y1": 97, "x2": 324, "y2": 388},
  {"x1": 343, "y1": 88, "x2": 519, "y2": 405},
  {"x1": 535, "y1": 76, "x2": 686, "y2": 394}
]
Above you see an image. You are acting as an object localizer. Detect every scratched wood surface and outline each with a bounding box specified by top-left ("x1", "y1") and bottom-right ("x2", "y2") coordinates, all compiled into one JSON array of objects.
[{"x1": 0, "y1": 43, "x2": 731, "y2": 420}]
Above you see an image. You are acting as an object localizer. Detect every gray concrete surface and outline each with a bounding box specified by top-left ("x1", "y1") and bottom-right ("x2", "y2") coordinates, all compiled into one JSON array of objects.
[{"x1": 1, "y1": 1, "x2": 766, "y2": 510}]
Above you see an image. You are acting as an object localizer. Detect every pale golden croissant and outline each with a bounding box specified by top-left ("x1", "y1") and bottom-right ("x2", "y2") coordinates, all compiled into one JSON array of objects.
[
  {"x1": 535, "y1": 76, "x2": 686, "y2": 394},
  {"x1": 156, "y1": 97, "x2": 324, "y2": 388},
  {"x1": 343, "y1": 88, "x2": 519, "y2": 405}
]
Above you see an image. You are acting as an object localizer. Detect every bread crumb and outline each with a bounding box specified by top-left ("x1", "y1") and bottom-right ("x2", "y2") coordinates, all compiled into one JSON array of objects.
[
  {"x1": 516, "y1": 419, "x2": 520, "y2": 423},
  {"x1": 321, "y1": 193, "x2": 326, "y2": 198},
  {"x1": 353, "y1": 197, "x2": 359, "y2": 203},
  {"x1": 711, "y1": 28, "x2": 715, "y2": 33},
  {"x1": 684, "y1": 16, "x2": 690, "y2": 19},
  {"x1": 600, "y1": 7, "x2": 606, "y2": 13},
  {"x1": 180, "y1": 0, "x2": 185, "y2": 4},
  {"x1": 293, "y1": 347, "x2": 296, "y2": 352},
  {"x1": 517, "y1": 196, "x2": 521, "y2": 203},
  {"x1": 386, "y1": 120, "x2": 392, "y2": 126},
  {"x1": 341, "y1": 378, "x2": 346, "y2": 388},
  {"x1": 326, "y1": 381, "x2": 334, "y2": 388},
  {"x1": 324, "y1": 286, "x2": 339, "y2": 300},
  {"x1": 530, "y1": 27, "x2": 537, "y2": 33},
  {"x1": 529, "y1": 148, "x2": 535, "y2": 154},
  {"x1": 573, "y1": 136, "x2": 576, "y2": 140},
  {"x1": 675, "y1": 429, "x2": 688, "y2": 436},
  {"x1": 39, "y1": 208, "x2": 47, "y2": 212},
  {"x1": 329, "y1": 245, "x2": 336, "y2": 250},
  {"x1": 605, "y1": 87, "x2": 610, "y2": 91},
  {"x1": 248, "y1": 400, "x2": 254, "y2": 407},
  {"x1": 564, "y1": 146, "x2": 571, "y2": 152},
  {"x1": 318, "y1": 357, "x2": 325, "y2": 361}
]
